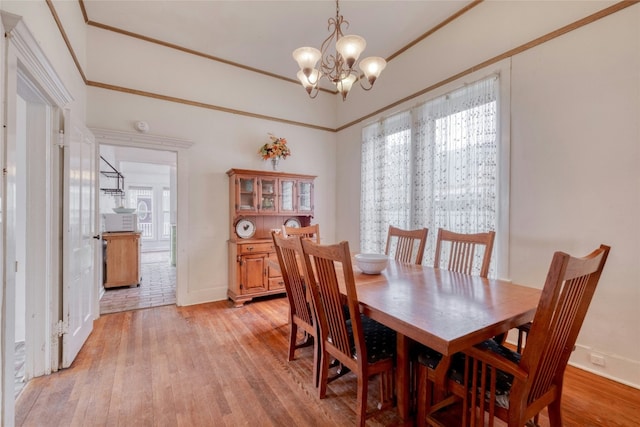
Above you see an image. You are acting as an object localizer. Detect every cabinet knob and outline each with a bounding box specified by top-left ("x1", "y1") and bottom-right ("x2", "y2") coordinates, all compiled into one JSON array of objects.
[{"x1": 247, "y1": 246, "x2": 254, "y2": 251}]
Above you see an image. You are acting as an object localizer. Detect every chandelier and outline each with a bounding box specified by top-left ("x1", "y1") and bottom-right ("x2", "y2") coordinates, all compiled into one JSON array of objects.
[{"x1": 292, "y1": 0, "x2": 386, "y2": 101}]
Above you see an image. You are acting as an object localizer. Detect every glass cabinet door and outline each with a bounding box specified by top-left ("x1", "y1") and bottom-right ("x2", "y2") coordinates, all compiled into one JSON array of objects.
[
  {"x1": 237, "y1": 176, "x2": 257, "y2": 212},
  {"x1": 260, "y1": 178, "x2": 277, "y2": 212},
  {"x1": 279, "y1": 179, "x2": 296, "y2": 213},
  {"x1": 297, "y1": 180, "x2": 313, "y2": 214}
]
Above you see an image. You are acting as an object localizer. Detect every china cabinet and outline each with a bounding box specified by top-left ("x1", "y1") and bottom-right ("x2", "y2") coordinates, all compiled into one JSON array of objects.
[{"x1": 226, "y1": 168, "x2": 316, "y2": 306}]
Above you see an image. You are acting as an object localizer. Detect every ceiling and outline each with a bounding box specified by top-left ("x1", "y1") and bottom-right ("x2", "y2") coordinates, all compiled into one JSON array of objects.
[{"x1": 82, "y1": 1, "x2": 474, "y2": 90}]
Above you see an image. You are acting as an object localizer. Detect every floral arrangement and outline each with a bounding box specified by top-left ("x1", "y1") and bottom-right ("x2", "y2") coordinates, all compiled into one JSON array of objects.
[{"x1": 258, "y1": 133, "x2": 291, "y2": 160}]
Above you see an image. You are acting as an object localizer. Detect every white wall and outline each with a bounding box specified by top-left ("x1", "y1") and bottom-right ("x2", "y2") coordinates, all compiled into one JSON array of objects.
[
  {"x1": 83, "y1": 11, "x2": 338, "y2": 304},
  {"x1": 2, "y1": 0, "x2": 88, "y2": 119},
  {"x1": 87, "y1": 88, "x2": 337, "y2": 304},
  {"x1": 336, "y1": 3, "x2": 640, "y2": 387}
]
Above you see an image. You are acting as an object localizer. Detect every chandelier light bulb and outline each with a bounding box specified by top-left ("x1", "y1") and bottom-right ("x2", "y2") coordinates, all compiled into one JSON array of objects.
[
  {"x1": 359, "y1": 56, "x2": 387, "y2": 85},
  {"x1": 336, "y1": 74, "x2": 357, "y2": 100},
  {"x1": 297, "y1": 70, "x2": 320, "y2": 94},
  {"x1": 292, "y1": 47, "x2": 321, "y2": 76},
  {"x1": 335, "y1": 35, "x2": 366, "y2": 69}
]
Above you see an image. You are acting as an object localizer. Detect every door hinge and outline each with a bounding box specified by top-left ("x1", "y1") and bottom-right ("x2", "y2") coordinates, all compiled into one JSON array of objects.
[
  {"x1": 57, "y1": 129, "x2": 65, "y2": 147},
  {"x1": 56, "y1": 320, "x2": 69, "y2": 337}
]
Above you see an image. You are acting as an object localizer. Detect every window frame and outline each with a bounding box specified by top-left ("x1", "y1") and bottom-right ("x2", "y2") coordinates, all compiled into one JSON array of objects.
[{"x1": 360, "y1": 62, "x2": 511, "y2": 279}]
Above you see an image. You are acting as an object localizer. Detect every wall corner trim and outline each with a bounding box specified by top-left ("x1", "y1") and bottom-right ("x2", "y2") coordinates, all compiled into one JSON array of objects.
[{"x1": 2, "y1": 11, "x2": 74, "y2": 107}]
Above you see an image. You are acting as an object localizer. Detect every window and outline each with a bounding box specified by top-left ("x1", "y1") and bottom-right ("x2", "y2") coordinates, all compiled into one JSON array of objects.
[
  {"x1": 128, "y1": 186, "x2": 154, "y2": 239},
  {"x1": 162, "y1": 188, "x2": 171, "y2": 239},
  {"x1": 361, "y1": 75, "x2": 503, "y2": 276}
]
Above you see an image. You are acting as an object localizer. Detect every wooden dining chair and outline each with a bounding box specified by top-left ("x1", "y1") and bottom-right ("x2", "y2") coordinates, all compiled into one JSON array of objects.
[
  {"x1": 433, "y1": 228, "x2": 496, "y2": 278},
  {"x1": 299, "y1": 238, "x2": 396, "y2": 427},
  {"x1": 414, "y1": 228, "x2": 496, "y2": 424},
  {"x1": 385, "y1": 225, "x2": 428, "y2": 265},
  {"x1": 283, "y1": 223, "x2": 320, "y2": 243},
  {"x1": 271, "y1": 232, "x2": 319, "y2": 387},
  {"x1": 422, "y1": 244, "x2": 611, "y2": 427}
]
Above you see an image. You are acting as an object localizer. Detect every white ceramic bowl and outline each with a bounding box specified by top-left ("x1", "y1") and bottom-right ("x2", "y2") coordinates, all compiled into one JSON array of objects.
[
  {"x1": 113, "y1": 207, "x2": 136, "y2": 214},
  {"x1": 354, "y1": 253, "x2": 389, "y2": 275}
]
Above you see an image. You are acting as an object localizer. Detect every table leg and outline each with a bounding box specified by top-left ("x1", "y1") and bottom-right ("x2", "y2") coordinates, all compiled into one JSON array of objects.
[{"x1": 396, "y1": 333, "x2": 411, "y2": 421}]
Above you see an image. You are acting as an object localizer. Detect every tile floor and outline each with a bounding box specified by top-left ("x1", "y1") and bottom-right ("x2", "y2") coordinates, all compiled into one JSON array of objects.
[{"x1": 100, "y1": 251, "x2": 176, "y2": 315}]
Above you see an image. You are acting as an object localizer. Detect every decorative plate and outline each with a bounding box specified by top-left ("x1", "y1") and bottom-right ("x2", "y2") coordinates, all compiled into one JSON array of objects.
[
  {"x1": 284, "y1": 218, "x2": 301, "y2": 228},
  {"x1": 235, "y1": 218, "x2": 256, "y2": 239}
]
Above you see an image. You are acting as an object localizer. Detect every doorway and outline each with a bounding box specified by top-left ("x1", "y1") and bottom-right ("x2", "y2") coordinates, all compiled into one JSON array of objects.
[
  {"x1": 98, "y1": 145, "x2": 177, "y2": 314},
  {"x1": 13, "y1": 77, "x2": 59, "y2": 399}
]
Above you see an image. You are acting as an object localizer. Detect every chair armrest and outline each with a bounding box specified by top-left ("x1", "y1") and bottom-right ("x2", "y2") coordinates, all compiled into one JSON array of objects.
[{"x1": 465, "y1": 345, "x2": 529, "y2": 382}]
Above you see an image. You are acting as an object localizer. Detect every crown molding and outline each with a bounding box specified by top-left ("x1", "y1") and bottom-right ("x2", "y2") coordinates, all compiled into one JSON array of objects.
[{"x1": 1, "y1": 10, "x2": 74, "y2": 107}]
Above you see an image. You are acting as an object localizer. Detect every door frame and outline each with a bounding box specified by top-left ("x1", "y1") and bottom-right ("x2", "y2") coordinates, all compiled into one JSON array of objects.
[
  {"x1": 90, "y1": 128, "x2": 192, "y2": 306},
  {"x1": 1, "y1": 12, "x2": 74, "y2": 426}
]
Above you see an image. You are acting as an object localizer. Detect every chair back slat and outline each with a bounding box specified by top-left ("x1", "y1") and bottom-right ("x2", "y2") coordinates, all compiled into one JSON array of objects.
[
  {"x1": 272, "y1": 232, "x2": 313, "y2": 327},
  {"x1": 434, "y1": 228, "x2": 495, "y2": 278},
  {"x1": 314, "y1": 255, "x2": 352, "y2": 357},
  {"x1": 283, "y1": 224, "x2": 320, "y2": 243},
  {"x1": 385, "y1": 225, "x2": 428, "y2": 265},
  {"x1": 515, "y1": 245, "x2": 610, "y2": 409},
  {"x1": 300, "y1": 240, "x2": 365, "y2": 364}
]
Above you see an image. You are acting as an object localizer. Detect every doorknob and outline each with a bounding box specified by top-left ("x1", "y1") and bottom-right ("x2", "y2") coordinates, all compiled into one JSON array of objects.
[{"x1": 93, "y1": 235, "x2": 101, "y2": 239}]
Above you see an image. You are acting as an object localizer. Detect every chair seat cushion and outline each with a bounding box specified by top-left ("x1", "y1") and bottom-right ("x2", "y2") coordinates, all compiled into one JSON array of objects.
[
  {"x1": 416, "y1": 345, "x2": 465, "y2": 385},
  {"x1": 456, "y1": 339, "x2": 521, "y2": 409},
  {"x1": 417, "y1": 339, "x2": 521, "y2": 409},
  {"x1": 416, "y1": 345, "x2": 443, "y2": 369},
  {"x1": 346, "y1": 314, "x2": 396, "y2": 363}
]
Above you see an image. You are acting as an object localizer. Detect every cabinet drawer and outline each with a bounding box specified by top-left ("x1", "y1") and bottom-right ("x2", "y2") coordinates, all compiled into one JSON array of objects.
[
  {"x1": 238, "y1": 242, "x2": 274, "y2": 254},
  {"x1": 269, "y1": 277, "x2": 285, "y2": 290}
]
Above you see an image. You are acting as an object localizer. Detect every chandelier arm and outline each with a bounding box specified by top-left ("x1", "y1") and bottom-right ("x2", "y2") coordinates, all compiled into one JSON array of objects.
[
  {"x1": 318, "y1": 6, "x2": 352, "y2": 84},
  {"x1": 307, "y1": 85, "x2": 320, "y2": 99},
  {"x1": 303, "y1": 72, "x2": 320, "y2": 87},
  {"x1": 359, "y1": 74, "x2": 374, "y2": 91}
]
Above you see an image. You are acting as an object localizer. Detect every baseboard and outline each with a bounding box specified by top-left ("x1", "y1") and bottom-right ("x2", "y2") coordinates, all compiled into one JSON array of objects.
[
  {"x1": 569, "y1": 344, "x2": 640, "y2": 390},
  {"x1": 177, "y1": 286, "x2": 228, "y2": 306},
  {"x1": 505, "y1": 332, "x2": 640, "y2": 390}
]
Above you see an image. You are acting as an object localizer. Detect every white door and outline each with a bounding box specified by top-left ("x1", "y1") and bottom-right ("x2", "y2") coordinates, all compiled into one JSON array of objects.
[{"x1": 61, "y1": 111, "x2": 97, "y2": 367}]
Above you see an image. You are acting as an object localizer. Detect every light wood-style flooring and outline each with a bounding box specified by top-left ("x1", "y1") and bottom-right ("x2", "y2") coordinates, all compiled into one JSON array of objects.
[{"x1": 16, "y1": 296, "x2": 640, "y2": 426}]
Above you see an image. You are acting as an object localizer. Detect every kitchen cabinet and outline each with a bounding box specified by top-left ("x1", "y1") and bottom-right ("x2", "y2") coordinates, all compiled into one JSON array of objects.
[
  {"x1": 226, "y1": 168, "x2": 316, "y2": 306},
  {"x1": 103, "y1": 232, "x2": 141, "y2": 288}
]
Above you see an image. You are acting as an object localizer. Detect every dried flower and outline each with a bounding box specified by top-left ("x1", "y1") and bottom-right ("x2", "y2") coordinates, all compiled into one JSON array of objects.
[{"x1": 258, "y1": 133, "x2": 291, "y2": 160}]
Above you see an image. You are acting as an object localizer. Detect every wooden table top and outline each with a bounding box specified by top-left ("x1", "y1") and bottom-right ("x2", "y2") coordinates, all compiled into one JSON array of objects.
[{"x1": 351, "y1": 260, "x2": 541, "y2": 355}]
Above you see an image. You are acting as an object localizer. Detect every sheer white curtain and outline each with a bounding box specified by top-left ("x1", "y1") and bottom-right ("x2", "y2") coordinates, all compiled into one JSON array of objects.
[
  {"x1": 360, "y1": 111, "x2": 412, "y2": 253},
  {"x1": 361, "y1": 76, "x2": 500, "y2": 274}
]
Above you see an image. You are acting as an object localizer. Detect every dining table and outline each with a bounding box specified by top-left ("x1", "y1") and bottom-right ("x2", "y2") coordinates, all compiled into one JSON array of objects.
[
  {"x1": 350, "y1": 259, "x2": 542, "y2": 422},
  {"x1": 268, "y1": 252, "x2": 542, "y2": 423}
]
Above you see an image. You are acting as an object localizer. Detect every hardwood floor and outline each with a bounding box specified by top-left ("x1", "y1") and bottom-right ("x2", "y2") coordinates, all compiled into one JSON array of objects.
[{"x1": 16, "y1": 296, "x2": 640, "y2": 426}]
